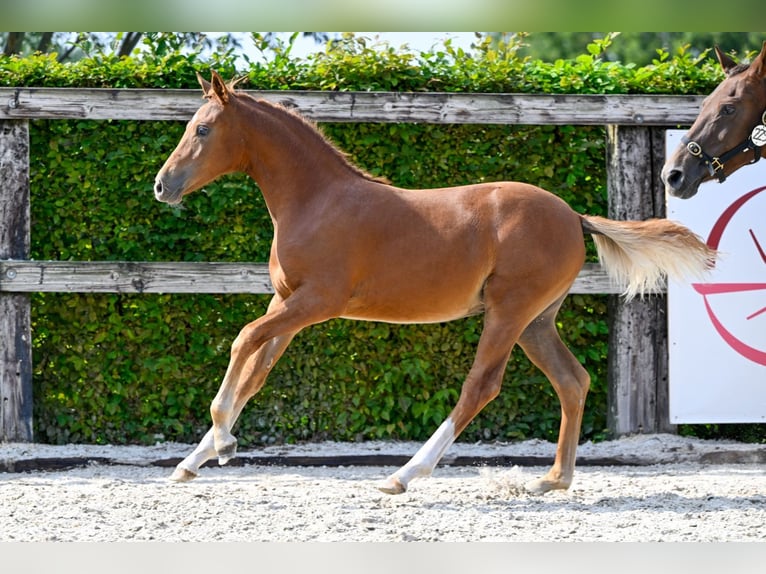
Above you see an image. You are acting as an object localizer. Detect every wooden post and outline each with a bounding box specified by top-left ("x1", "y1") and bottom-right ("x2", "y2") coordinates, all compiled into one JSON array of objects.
[
  {"x1": 0, "y1": 119, "x2": 33, "y2": 442},
  {"x1": 605, "y1": 125, "x2": 675, "y2": 437}
]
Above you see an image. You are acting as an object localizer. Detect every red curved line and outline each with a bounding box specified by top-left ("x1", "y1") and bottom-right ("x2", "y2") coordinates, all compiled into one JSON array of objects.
[
  {"x1": 701, "y1": 295, "x2": 766, "y2": 366},
  {"x1": 707, "y1": 185, "x2": 766, "y2": 250}
]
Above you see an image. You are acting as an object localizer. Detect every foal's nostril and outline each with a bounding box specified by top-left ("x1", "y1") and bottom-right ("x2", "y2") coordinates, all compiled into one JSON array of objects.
[{"x1": 154, "y1": 180, "x2": 164, "y2": 197}]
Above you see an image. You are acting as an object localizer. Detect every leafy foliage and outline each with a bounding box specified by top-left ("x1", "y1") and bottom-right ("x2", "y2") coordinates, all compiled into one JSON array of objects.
[
  {"x1": 3, "y1": 33, "x2": 759, "y2": 446},
  {"x1": 492, "y1": 32, "x2": 764, "y2": 68}
]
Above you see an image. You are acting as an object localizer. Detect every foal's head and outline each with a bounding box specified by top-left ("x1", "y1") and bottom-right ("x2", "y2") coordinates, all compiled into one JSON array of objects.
[
  {"x1": 662, "y1": 41, "x2": 766, "y2": 199},
  {"x1": 154, "y1": 71, "x2": 245, "y2": 205}
]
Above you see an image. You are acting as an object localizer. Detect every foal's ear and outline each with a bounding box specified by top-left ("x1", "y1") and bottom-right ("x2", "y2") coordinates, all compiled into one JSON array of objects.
[
  {"x1": 210, "y1": 70, "x2": 230, "y2": 105},
  {"x1": 196, "y1": 71, "x2": 212, "y2": 96},
  {"x1": 714, "y1": 45, "x2": 738, "y2": 75}
]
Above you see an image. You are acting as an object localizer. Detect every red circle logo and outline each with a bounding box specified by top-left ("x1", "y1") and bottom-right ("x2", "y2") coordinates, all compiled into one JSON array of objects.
[{"x1": 693, "y1": 185, "x2": 766, "y2": 365}]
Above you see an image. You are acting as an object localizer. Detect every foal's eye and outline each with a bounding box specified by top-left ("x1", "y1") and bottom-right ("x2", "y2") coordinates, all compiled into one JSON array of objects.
[
  {"x1": 721, "y1": 104, "x2": 736, "y2": 116},
  {"x1": 196, "y1": 125, "x2": 210, "y2": 137}
]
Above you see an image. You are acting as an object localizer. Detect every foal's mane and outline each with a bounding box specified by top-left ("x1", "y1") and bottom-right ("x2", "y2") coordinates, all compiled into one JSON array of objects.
[{"x1": 229, "y1": 86, "x2": 390, "y2": 185}]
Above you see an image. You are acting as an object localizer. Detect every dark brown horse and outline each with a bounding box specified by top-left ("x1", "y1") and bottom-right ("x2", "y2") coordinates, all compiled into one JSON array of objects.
[
  {"x1": 663, "y1": 41, "x2": 766, "y2": 199},
  {"x1": 154, "y1": 71, "x2": 715, "y2": 495}
]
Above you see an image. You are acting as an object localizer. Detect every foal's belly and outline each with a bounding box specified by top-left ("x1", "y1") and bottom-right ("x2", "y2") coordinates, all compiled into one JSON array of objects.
[
  {"x1": 339, "y1": 284, "x2": 486, "y2": 325},
  {"x1": 340, "y1": 302, "x2": 485, "y2": 325}
]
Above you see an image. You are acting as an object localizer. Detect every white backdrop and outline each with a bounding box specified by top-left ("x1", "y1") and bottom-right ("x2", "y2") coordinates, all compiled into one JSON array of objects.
[{"x1": 666, "y1": 129, "x2": 766, "y2": 423}]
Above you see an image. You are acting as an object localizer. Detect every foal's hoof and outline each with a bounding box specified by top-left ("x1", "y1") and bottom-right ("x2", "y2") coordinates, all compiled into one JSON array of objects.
[
  {"x1": 377, "y1": 475, "x2": 407, "y2": 495},
  {"x1": 216, "y1": 441, "x2": 238, "y2": 466},
  {"x1": 169, "y1": 466, "x2": 198, "y2": 483},
  {"x1": 524, "y1": 477, "x2": 570, "y2": 495}
]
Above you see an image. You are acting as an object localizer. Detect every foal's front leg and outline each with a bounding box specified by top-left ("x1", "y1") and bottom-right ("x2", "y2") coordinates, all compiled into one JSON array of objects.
[
  {"x1": 170, "y1": 332, "x2": 294, "y2": 481},
  {"x1": 170, "y1": 289, "x2": 335, "y2": 482},
  {"x1": 208, "y1": 290, "x2": 339, "y2": 465}
]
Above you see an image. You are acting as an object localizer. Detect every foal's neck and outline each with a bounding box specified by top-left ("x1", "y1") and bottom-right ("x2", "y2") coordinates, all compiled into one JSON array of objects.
[{"x1": 240, "y1": 98, "x2": 369, "y2": 217}]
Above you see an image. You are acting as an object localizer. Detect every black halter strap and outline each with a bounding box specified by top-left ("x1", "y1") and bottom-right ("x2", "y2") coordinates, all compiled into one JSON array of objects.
[{"x1": 682, "y1": 110, "x2": 766, "y2": 183}]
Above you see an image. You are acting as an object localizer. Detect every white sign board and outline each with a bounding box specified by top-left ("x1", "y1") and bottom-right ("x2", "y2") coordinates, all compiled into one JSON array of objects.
[{"x1": 666, "y1": 130, "x2": 766, "y2": 423}]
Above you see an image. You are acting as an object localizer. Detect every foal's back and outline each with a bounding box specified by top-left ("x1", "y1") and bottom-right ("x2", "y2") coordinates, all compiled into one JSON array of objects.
[{"x1": 323, "y1": 179, "x2": 586, "y2": 325}]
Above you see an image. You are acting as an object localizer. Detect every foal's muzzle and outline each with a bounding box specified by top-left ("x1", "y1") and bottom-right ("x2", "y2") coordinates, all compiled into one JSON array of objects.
[{"x1": 153, "y1": 177, "x2": 184, "y2": 205}]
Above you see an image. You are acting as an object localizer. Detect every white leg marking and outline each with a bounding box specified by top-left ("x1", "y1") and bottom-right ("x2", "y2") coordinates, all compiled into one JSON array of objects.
[
  {"x1": 169, "y1": 428, "x2": 216, "y2": 481},
  {"x1": 383, "y1": 417, "x2": 456, "y2": 492}
]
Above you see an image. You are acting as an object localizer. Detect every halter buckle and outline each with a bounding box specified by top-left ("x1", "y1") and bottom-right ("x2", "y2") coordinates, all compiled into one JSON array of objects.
[{"x1": 686, "y1": 141, "x2": 702, "y2": 157}]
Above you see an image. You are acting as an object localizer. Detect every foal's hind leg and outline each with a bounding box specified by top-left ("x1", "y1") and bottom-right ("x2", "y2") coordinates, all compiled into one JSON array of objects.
[
  {"x1": 378, "y1": 302, "x2": 524, "y2": 494},
  {"x1": 170, "y1": 331, "x2": 295, "y2": 481},
  {"x1": 517, "y1": 297, "x2": 591, "y2": 494}
]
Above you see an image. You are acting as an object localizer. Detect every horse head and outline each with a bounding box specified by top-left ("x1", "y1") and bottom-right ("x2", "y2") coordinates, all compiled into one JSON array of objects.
[
  {"x1": 154, "y1": 70, "x2": 244, "y2": 205},
  {"x1": 662, "y1": 41, "x2": 766, "y2": 199}
]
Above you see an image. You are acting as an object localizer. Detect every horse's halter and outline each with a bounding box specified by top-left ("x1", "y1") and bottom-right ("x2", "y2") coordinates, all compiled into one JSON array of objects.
[{"x1": 681, "y1": 110, "x2": 766, "y2": 183}]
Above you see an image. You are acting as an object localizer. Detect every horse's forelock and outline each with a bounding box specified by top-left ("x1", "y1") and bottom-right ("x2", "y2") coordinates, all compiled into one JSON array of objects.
[{"x1": 727, "y1": 62, "x2": 751, "y2": 77}]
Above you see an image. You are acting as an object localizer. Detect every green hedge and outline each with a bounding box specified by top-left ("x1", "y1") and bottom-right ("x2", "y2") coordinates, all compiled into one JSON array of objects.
[{"x1": 3, "y1": 34, "x2": 761, "y2": 445}]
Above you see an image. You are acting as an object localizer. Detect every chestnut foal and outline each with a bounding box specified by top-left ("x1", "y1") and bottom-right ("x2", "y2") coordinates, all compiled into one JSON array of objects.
[{"x1": 155, "y1": 72, "x2": 715, "y2": 495}]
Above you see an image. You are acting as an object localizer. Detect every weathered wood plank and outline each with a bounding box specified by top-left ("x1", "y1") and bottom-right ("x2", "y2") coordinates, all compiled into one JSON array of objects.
[
  {"x1": 0, "y1": 88, "x2": 704, "y2": 125},
  {"x1": 0, "y1": 119, "x2": 33, "y2": 442},
  {"x1": 649, "y1": 126, "x2": 674, "y2": 434},
  {"x1": 0, "y1": 261, "x2": 274, "y2": 294},
  {"x1": 0, "y1": 295, "x2": 32, "y2": 440},
  {"x1": 0, "y1": 260, "x2": 645, "y2": 295},
  {"x1": 605, "y1": 125, "x2": 672, "y2": 437}
]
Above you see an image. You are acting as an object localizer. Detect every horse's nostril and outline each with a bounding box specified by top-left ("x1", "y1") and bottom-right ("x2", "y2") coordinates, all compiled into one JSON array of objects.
[
  {"x1": 665, "y1": 169, "x2": 684, "y2": 190},
  {"x1": 154, "y1": 180, "x2": 164, "y2": 196}
]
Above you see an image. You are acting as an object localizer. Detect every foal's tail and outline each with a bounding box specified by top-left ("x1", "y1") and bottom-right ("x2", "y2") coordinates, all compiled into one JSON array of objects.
[{"x1": 580, "y1": 215, "x2": 717, "y2": 300}]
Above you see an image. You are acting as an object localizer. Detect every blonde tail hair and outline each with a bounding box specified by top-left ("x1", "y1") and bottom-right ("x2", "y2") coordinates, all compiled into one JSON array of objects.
[{"x1": 581, "y1": 215, "x2": 717, "y2": 300}]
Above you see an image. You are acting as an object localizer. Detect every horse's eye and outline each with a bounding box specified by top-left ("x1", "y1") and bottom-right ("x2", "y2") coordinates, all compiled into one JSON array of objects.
[
  {"x1": 196, "y1": 125, "x2": 210, "y2": 137},
  {"x1": 721, "y1": 104, "x2": 736, "y2": 116}
]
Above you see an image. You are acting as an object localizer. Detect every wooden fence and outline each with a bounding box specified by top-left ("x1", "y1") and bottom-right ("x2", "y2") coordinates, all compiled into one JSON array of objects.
[{"x1": 0, "y1": 88, "x2": 703, "y2": 443}]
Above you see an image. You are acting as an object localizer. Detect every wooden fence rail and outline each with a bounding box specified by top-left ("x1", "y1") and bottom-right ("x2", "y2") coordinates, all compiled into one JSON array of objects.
[
  {"x1": 1, "y1": 88, "x2": 703, "y2": 124},
  {"x1": 0, "y1": 261, "x2": 617, "y2": 295},
  {"x1": 0, "y1": 89, "x2": 703, "y2": 443}
]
